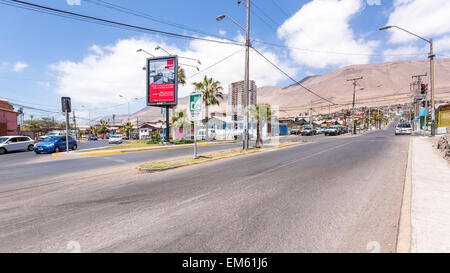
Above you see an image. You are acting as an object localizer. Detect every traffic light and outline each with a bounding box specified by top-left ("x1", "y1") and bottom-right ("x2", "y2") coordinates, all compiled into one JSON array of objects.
[
  {"x1": 421, "y1": 100, "x2": 426, "y2": 107},
  {"x1": 420, "y1": 83, "x2": 428, "y2": 95}
]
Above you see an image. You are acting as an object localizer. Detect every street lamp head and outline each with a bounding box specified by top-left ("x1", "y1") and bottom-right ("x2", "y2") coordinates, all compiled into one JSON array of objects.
[
  {"x1": 216, "y1": 15, "x2": 226, "y2": 21},
  {"x1": 155, "y1": 45, "x2": 161, "y2": 50},
  {"x1": 379, "y1": 26, "x2": 392, "y2": 31},
  {"x1": 136, "y1": 49, "x2": 142, "y2": 52}
]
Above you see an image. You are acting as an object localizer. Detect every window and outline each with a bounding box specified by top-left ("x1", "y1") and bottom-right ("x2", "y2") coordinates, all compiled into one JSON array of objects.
[
  {"x1": 8, "y1": 137, "x2": 18, "y2": 143},
  {"x1": 18, "y1": 137, "x2": 30, "y2": 142}
]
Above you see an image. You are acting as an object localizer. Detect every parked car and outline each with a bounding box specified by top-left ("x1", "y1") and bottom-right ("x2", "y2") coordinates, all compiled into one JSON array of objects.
[
  {"x1": 0, "y1": 136, "x2": 35, "y2": 155},
  {"x1": 88, "y1": 134, "x2": 98, "y2": 141},
  {"x1": 33, "y1": 135, "x2": 77, "y2": 154},
  {"x1": 197, "y1": 129, "x2": 216, "y2": 140},
  {"x1": 395, "y1": 123, "x2": 412, "y2": 135},
  {"x1": 109, "y1": 135, "x2": 123, "y2": 144},
  {"x1": 291, "y1": 127, "x2": 300, "y2": 135},
  {"x1": 301, "y1": 127, "x2": 316, "y2": 136},
  {"x1": 316, "y1": 127, "x2": 325, "y2": 134},
  {"x1": 325, "y1": 126, "x2": 340, "y2": 136}
]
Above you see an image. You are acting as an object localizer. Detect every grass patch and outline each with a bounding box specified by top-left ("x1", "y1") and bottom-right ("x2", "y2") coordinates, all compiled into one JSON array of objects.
[
  {"x1": 138, "y1": 140, "x2": 308, "y2": 172},
  {"x1": 76, "y1": 139, "x2": 208, "y2": 152}
]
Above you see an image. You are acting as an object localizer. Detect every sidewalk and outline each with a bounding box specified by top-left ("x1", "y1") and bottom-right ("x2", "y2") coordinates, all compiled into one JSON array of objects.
[{"x1": 410, "y1": 137, "x2": 450, "y2": 252}]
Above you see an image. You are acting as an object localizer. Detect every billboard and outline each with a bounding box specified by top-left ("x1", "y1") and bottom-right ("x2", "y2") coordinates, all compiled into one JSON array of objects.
[{"x1": 146, "y1": 56, "x2": 178, "y2": 106}]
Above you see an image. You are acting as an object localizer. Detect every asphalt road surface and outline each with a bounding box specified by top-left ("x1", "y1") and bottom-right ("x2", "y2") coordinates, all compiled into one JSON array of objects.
[{"x1": 0, "y1": 123, "x2": 409, "y2": 252}]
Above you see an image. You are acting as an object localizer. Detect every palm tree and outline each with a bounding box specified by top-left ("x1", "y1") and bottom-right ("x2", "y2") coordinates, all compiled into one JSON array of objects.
[
  {"x1": 178, "y1": 66, "x2": 186, "y2": 86},
  {"x1": 121, "y1": 121, "x2": 133, "y2": 139},
  {"x1": 97, "y1": 120, "x2": 110, "y2": 134},
  {"x1": 171, "y1": 109, "x2": 190, "y2": 139},
  {"x1": 250, "y1": 104, "x2": 273, "y2": 148},
  {"x1": 192, "y1": 75, "x2": 223, "y2": 140}
]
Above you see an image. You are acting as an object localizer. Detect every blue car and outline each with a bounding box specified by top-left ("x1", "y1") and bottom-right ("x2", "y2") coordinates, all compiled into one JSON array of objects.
[{"x1": 33, "y1": 135, "x2": 78, "y2": 154}]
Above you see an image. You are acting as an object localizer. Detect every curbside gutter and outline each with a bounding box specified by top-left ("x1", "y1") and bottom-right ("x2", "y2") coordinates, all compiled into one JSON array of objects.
[{"x1": 396, "y1": 138, "x2": 412, "y2": 253}]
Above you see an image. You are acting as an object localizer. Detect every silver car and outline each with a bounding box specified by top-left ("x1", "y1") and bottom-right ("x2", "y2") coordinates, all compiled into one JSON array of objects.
[{"x1": 0, "y1": 136, "x2": 35, "y2": 154}]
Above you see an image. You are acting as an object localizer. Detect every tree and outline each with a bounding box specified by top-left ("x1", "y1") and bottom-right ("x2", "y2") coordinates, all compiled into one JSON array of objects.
[
  {"x1": 178, "y1": 66, "x2": 186, "y2": 86},
  {"x1": 192, "y1": 75, "x2": 223, "y2": 140},
  {"x1": 97, "y1": 120, "x2": 110, "y2": 134},
  {"x1": 23, "y1": 120, "x2": 41, "y2": 134},
  {"x1": 121, "y1": 121, "x2": 133, "y2": 139},
  {"x1": 250, "y1": 104, "x2": 273, "y2": 148},
  {"x1": 171, "y1": 109, "x2": 190, "y2": 139},
  {"x1": 339, "y1": 109, "x2": 351, "y2": 125}
]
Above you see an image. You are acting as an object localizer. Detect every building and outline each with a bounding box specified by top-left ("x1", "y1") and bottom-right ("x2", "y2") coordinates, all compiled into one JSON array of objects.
[
  {"x1": 138, "y1": 122, "x2": 164, "y2": 139},
  {"x1": 436, "y1": 103, "x2": 450, "y2": 134},
  {"x1": 0, "y1": 98, "x2": 18, "y2": 136},
  {"x1": 227, "y1": 80, "x2": 257, "y2": 117}
]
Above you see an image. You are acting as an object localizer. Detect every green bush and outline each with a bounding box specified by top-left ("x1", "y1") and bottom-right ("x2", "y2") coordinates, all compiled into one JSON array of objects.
[{"x1": 147, "y1": 133, "x2": 162, "y2": 144}]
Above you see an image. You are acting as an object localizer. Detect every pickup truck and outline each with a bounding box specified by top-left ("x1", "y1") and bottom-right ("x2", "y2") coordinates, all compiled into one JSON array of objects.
[
  {"x1": 324, "y1": 126, "x2": 340, "y2": 136},
  {"x1": 301, "y1": 127, "x2": 316, "y2": 136}
]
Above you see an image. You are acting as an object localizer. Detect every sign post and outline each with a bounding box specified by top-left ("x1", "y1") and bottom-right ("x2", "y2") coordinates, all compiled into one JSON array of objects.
[
  {"x1": 61, "y1": 97, "x2": 71, "y2": 153},
  {"x1": 189, "y1": 92, "x2": 202, "y2": 159}
]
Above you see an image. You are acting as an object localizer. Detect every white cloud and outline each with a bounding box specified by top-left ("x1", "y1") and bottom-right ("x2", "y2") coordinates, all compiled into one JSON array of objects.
[
  {"x1": 51, "y1": 36, "x2": 297, "y2": 107},
  {"x1": 386, "y1": 0, "x2": 450, "y2": 43},
  {"x1": 382, "y1": 45, "x2": 421, "y2": 62},
  {"x1": 36, "y1": 81, "x2": 51, "y2": 88},
  {"x1": 219, "y1": 30, "x2": 227, "y2": 36},
  {"x1": 13, "y1": 61, "x2": 28, "y2": 72},
  {"x1": 366, "y1": 0, "x2": 381, "y2": 5},
  {"x1": 278, "y1": 0, "x2": 378, "y2": 68},
  {"x1": 66, "y1": 0, "x2": 81, "y2": 6}
]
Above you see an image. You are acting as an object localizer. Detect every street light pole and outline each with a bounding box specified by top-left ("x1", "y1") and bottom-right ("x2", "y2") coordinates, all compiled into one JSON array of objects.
[
  {"x1": 243, "y1": 0, "x2": 250, "y2": 150},
  {"x1": 216, "y1": 1, "x2": 251, "y2": 149},
  {"x1": 379, "y1": 25, "x2": 436, "y2": 136},
  {"x1": 347, "y1": 77, "x2": 363, "y2": 135}
]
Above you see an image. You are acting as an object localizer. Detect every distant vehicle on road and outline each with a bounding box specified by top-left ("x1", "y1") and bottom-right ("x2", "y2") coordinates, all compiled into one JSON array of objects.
[
  {"x1": 316, "y1": 127, "x2": 325, "y2": 134},
  {"x1": 324, "y1": 126, "x2": 340, "y2": 136},
  {"x1": 88, "y1": 134, "x2": 98, "y2": 141},
  {"x1": 0, "y1": 136, "x2": 35, "y2": 155},
  {"x1": 395, "y1": 123, "x2": 412, "y2": 135},
  {"x1": 33, "y1": 135, "x2": 77, "y2": 154},
  {"x1": 301, "y1": 127, "x2": 316, "y2": 136},
  {"x1": 197, "y1": 129, "x2": 216, "y2": 140},
  {"x1": 109, "y1": 135, "x2": 123, "y2": 144},
  {"x1": 291, "y1": 127, "x2": 300, "y2": 135}
]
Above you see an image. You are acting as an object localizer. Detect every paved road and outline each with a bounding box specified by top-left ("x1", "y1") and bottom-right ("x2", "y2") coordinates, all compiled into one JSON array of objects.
[{"x1": 0, "y1": 124, "x2": 409, "y2": 252}]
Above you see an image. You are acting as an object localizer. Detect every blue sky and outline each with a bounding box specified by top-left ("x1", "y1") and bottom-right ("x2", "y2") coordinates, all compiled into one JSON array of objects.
[{"x1": 1, "y1": 0, "x2": 450, "y2": 122}]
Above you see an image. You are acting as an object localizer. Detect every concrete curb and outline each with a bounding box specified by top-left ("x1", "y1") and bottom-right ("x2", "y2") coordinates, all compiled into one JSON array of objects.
[{"x1": 396, "y1": 138, "x2": 412, "y2": 253}]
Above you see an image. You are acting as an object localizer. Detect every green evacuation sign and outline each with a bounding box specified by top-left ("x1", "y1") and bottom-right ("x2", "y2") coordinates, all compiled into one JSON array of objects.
[{"x1": 189, "y1": 93, "x2": 202, "y2": 121}]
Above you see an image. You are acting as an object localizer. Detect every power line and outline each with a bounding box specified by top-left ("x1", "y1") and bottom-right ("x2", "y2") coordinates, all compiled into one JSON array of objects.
[
  {"x1": 186, "y1": 50, "x2": 243, "y2": 80},
  {"x1": 5, "y1": 0, "x2": 243, "y2": 47},
  {"x1": 271, "y1": 0, "x2": 290, "y2": 18},
  {"x1": 252, "y1": 1, "x2": 280, "y2": 27},
  {"x1": 84, "y1": 0, "x2": 230, "y2": 41},
  {"x1": 253, "y1": 40, "x2": 429, "y2": 57},
  {"x1": 251, "y1": 46, "x2": 336, "y2": 105}
]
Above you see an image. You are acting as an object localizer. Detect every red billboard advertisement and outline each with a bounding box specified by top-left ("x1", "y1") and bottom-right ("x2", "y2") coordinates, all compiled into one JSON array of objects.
[{"x1": 147, "y1": 56, "x2": 178, "y2": 106}]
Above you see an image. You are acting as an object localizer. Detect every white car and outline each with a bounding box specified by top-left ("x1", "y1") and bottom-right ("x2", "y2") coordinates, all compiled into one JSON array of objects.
[
  {"x1": 108, "y1": 135, "x2": 123, "y2": 144},
  {"x1": 0, "y1": 136, "x2": 35, "y2": 155},
  {"x1": 197, "y1": 129, "x2": 216, "y2": 140},
  {"x1": 395, "y1": 123, "x2": 412, "y2": 135}
]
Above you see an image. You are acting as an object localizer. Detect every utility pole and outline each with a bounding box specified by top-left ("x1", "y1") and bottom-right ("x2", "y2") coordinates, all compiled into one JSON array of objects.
[
  {"x1": 369, "y1": 106, "x2": 371, "y2": 131},
  {"x1": 412, "y1": 73, "x2": 427, "y2": 132},
  {"x1": 72, "y1": 111, "x2": 77, "y2": 140},
  {"x1": 310, "y1": 100, "x2": 313, "y2": 127},
  {"x1": 347, "y1": 77, "x2": 363, "y2": 135},
  {"x1": 429, "y1": 38, "x2": 436, "y2": 136},
  {"x1": 243, "y1": 0, "x2": 251, "y2": 150}
]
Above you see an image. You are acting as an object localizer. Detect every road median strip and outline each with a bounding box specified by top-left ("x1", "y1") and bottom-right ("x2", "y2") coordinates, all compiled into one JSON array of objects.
[
  {"x1": 51, "y1": 141, "x2": 238, "y2": 157},
  {"x1": 138, "y1": 140, "x2": 310, "y2": 173}
]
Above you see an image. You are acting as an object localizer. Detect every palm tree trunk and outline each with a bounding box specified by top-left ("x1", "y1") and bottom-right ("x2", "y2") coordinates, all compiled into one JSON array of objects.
[
  {"x1": 205, "y1": 104, "x2": 209, "y2": 140},
  {"x1": 256, "y1": 120, "x2": 262, "y2": 148}
]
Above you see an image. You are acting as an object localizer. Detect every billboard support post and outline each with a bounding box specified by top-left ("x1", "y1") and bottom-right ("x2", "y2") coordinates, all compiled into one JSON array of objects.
[{"x1": 165, "y1": 105, "x2": 170, "y2": 143}]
